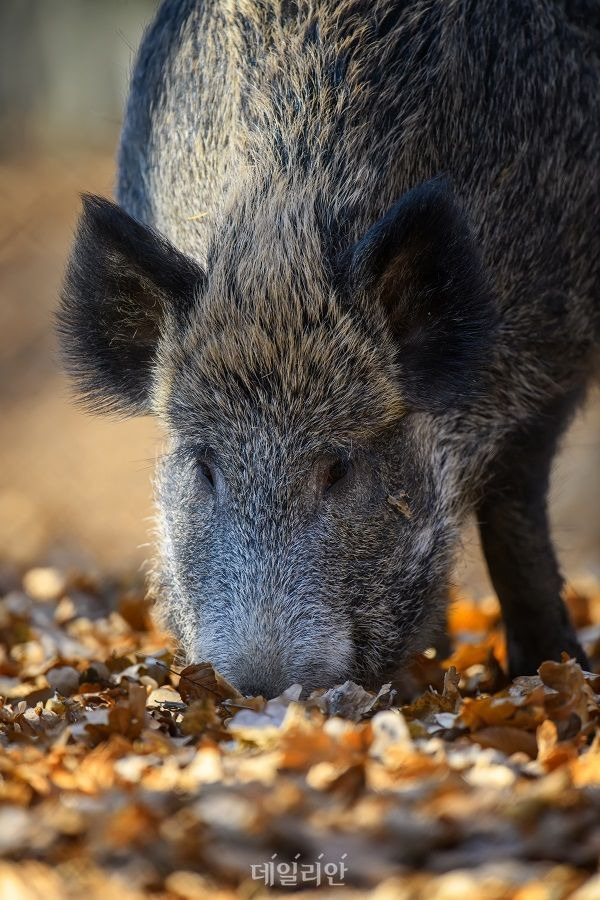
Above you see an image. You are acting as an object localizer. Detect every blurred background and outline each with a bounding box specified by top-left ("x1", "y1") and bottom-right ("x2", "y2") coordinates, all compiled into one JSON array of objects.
[
  {"x1": 0, "y1": 0, "x2": 159, "y2": 582},
  {"x1": 0, "y1": 0, "x2": 598, "y2": 593}
]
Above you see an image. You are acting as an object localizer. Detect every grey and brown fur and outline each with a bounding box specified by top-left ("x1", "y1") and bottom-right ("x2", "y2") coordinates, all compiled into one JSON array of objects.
[{"x1": 59, "y1": 0, "x2": 600, "y2": 696}]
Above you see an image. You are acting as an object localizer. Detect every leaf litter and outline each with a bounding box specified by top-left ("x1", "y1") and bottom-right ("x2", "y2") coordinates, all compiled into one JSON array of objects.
[{"x1": 1, "y1": 567, "x2": 600, "y2": 898}]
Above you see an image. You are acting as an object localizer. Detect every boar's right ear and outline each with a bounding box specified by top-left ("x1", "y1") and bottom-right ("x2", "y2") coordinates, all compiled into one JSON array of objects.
[
  {"x1": 341, "y1": 178, "x2": 497, "y2": 411},
  {"x1": 58, "y1": 195, "x2": 204, "y2": 416}
]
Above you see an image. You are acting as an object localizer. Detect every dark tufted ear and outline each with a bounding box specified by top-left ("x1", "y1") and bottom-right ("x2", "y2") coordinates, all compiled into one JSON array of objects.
[
  {"x1": 57, "y1": 195, "x2": 205, "y2": 416},
  {"x1": 344, "y1": 178, "x2": 497, "y2": 411}
]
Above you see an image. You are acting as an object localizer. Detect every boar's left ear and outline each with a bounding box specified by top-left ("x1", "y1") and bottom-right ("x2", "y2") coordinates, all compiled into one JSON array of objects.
[
  {"x1": 343, "y1": 178, "x2": 497, "y2": 411},
  {"x1": 57, "y1": 195, "x2": 204, "y2": 416}
]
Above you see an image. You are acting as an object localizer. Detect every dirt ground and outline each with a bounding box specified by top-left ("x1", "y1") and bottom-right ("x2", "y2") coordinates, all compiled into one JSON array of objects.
[
  {"x1": 0, "y1": 151, "x2": 598, "y2": 590},
  {"x1": 0, "y1": 152, "x2": 157, "y2": 579}
]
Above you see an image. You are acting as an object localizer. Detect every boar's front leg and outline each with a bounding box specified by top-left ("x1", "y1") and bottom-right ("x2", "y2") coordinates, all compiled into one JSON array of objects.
[{"x1": 477, "y1": 392, "x2": 589, "y2": 678}]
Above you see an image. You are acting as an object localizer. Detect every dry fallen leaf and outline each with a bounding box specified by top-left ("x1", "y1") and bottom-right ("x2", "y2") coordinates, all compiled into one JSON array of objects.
[
  {"x1": 1, "y1": 568, "x2": 600, "y2": 897},
  {"x1": 178, "y1": 662, "x2": 242, "y2": 704},
  {"x1": 387, "y1": 492, "x2": 412, "y2": 518}
]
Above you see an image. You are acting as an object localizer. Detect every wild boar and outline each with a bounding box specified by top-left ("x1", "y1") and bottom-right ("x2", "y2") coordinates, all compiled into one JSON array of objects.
[{"x1": 58, "y1": 0, "x2": 599, "y2": 696}]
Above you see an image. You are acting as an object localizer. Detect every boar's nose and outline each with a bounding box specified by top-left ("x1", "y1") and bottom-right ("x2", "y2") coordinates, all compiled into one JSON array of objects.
[
  {"x1": 231, "y1": 663, "x2": 293, "y2": 700},
  {"x1": 235, "y1": 672, "x2": 295, "y2": 699},
  {"x1": 237, "y1": 679, "x2": 279, "y2": 699}
]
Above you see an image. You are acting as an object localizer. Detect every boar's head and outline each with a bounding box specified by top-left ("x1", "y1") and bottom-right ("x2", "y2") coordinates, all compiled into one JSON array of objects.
[{"x1": 59, "y1": 179, "x2": 495, "y2": 697}]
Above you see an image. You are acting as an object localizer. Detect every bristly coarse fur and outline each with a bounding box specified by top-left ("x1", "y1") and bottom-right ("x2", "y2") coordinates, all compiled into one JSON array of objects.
[
  {"x1": 118, "y1": 0, "x2": 599, "y2": 412},
  {"x1": 59, "y1": 0, "x2": 599, "y2": 694}
]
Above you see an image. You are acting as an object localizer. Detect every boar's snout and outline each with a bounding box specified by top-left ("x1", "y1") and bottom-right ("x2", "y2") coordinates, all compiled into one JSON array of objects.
[
  {"x1": 231, "y1": 672, "x2": 294, "y2": 701},
  {"x1": 224, "y1": 651, "x2": 298, "y2": 700},
  {"x1": 199, "y1": 611, "x2": 356, "y2": 700}
]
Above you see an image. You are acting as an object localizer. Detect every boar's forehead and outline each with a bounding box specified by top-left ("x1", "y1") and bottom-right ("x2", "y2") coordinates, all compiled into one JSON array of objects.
[{"x1": 158, "y1": 290, "x2": 405, "y2": 448}]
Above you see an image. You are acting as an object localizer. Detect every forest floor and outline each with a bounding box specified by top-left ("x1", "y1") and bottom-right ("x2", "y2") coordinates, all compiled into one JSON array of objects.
[{"x1": 1, "y1": 567, "x2": 600, "y2": 898}]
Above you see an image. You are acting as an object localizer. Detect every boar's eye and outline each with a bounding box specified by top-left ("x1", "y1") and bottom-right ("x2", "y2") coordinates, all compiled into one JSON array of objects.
[
  {"x1": 324, "y1": 458, "x2": 350, "y2": 493},
  {"x1": 197, "y1": 459, "x2": 215, "y2": 489}
]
